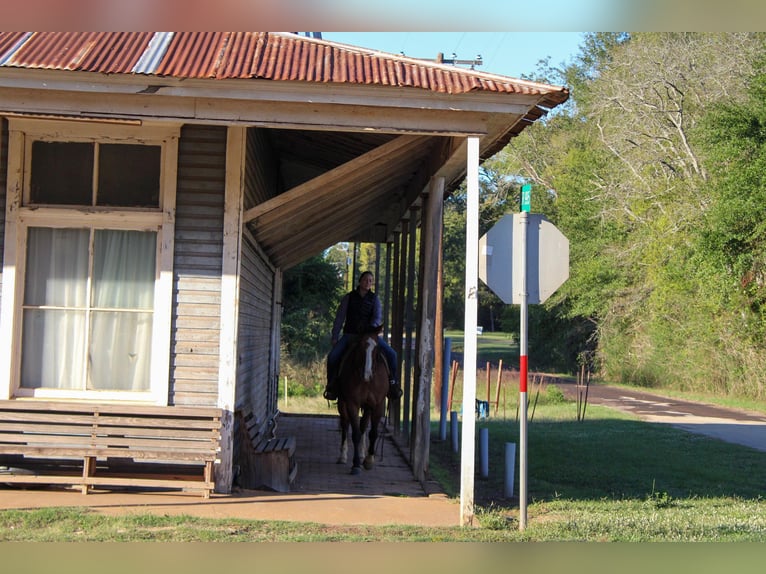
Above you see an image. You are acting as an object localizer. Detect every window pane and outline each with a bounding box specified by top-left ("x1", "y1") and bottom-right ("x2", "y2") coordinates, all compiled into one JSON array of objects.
[
  {"x1": 24, "y1": 228, "x2": 89, "y2": 307},
  {"x1": 98, "y1": 144, "x2": 161, "y2": 207},
  {"x1": 30, "y1": 141, "x2": 94, "y2": 205},
  {"x1": 21, "y1": 309, "x2": 86, "y2": 389},
  {"x1": 92, "y1": 230, "x2": 156, "y2": 309},
  {"x1": 89, "y1": 311, "x2": 152, "y2": 391}
]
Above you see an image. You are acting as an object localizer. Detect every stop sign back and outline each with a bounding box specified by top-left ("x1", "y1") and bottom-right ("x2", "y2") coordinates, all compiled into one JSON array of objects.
[{"x1": 478, "y1": 213, "x2": 569, "y2": 304}]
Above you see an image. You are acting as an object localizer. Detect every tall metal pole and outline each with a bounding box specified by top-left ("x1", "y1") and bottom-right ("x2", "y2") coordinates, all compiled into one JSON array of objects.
[
  {"x1": 518, "y1": 209, "x2": 529, "y2": 530},
  {"x1": 460, "y1": 137, "x2": 480, "y2": 526}
]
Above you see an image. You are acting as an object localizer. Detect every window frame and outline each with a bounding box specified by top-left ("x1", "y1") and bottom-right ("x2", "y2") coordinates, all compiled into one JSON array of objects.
[{"x1": 0, "y1": 118, "x2": 179, "y2": 404}]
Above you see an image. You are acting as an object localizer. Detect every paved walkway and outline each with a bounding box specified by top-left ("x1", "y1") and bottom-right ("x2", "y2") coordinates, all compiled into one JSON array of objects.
[{"x1": 556, "y1": 379, "x2": 766, "y2": 452}]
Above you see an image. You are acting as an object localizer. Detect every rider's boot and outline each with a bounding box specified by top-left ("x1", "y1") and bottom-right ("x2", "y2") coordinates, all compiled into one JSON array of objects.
[
  {"x1": 323, "y1": 378, "x2": 338, "y2": 401},
  {"x1": 387, "y1": 378, "x2": 403, "y2": 401}
]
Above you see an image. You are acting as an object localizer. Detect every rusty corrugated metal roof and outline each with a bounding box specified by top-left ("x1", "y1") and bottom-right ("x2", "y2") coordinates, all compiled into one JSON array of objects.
[{"x1": 0, "y1": 32, "x2": 568, "y2": 107}]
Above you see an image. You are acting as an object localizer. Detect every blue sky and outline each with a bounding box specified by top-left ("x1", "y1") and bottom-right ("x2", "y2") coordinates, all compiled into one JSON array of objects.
[{"x1": 320, "y1": 32, "x2": 585, "y2": 80}]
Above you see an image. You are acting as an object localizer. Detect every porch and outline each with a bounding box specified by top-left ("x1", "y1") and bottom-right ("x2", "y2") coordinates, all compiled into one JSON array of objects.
[{"x1": 0, "y1": 413, "x2": 457, "y2": 527}]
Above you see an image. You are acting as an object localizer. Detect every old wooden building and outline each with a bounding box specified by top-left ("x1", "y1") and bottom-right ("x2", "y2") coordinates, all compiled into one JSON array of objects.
[{"x1": 0, "y1": 32, "x2": 568, "y2": 493}]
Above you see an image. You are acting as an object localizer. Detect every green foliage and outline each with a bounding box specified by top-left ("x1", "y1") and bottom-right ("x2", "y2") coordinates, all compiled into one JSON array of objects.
[
  {"x1": 480, "y1": 33, "x2": 766, "y2": 398},
  {"x1": 279, "y1": 355, "x2": 325, "y2": 397},
  {"x1": 543, "y1": 384, "x2": 567, "y2": 404},
  {"x1": 281, "y1": 255, "x2": 343, "y2": 363}
]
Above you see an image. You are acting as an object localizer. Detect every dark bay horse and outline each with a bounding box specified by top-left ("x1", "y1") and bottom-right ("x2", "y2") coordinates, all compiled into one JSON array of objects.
[{"x1": 336, "y1": 327, "x2": 389, "y2": 475}]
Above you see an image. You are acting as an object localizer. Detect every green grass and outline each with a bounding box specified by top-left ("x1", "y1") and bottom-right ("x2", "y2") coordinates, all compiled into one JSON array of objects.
[
  {"x1": 444, "y1": 329, "x2": 519, "y2": 367},
  {"x1": 426, "y1": 401, "x2": 766, "y2": 541}
]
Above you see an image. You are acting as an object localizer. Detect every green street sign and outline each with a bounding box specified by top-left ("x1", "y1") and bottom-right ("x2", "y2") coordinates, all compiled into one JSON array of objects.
[{"x1": 521, "y1": 183, "x2": 531, "y2": 212}]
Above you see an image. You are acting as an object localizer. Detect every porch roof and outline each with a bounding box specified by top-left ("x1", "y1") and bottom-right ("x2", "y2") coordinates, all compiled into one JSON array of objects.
[{"x1": 0, "y1": 32, "x2": 569, "y2": 268}]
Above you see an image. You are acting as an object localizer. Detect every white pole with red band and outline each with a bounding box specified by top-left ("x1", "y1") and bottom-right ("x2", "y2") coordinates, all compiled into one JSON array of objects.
[{"x1": 518, "y1": 185, "x2": 531, "y2": 531}]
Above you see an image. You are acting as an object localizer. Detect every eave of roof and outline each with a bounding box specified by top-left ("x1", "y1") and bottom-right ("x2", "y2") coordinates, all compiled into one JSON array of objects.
[{"x1": 0, "y1": 32, "x2": 568, "y2": 108}]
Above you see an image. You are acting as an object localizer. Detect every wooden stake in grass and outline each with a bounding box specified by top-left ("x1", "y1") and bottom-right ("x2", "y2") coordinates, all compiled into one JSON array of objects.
[
  {"x1": 486, "y1": 361, "x2": 491, "y2": 405},
  {"x1": 530, "y1": 375, "x2": 542, "y2": 421},
  {"x1": 494, "y1": 359, "x2": 503, "y2": 417},
  {"x1": 448, "y1": 360, "x2": 459, "y2": 411},
  {"x1": 503, "y1": 382, "x2": 506, "y2": 420},
  {"x1": 576, "y1": 363, "x2": 591, "y2": 422}
]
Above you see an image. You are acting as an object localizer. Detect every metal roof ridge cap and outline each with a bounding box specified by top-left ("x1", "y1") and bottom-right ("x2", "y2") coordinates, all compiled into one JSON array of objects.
[
  {"x1": 0, "y1": 32, "x2": 33, "y2": 66},
  {"x1": 132, "y1": 32, "x2": 174, "y2": 75}
]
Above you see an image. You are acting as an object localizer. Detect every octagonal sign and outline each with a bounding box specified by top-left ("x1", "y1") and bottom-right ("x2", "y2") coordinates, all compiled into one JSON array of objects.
[{"x1": 479, "y1": 213, "x2": 569, "y2": 304}]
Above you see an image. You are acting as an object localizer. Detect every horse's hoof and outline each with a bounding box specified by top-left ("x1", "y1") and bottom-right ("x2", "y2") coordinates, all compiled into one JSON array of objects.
[
  {"x1": 363, "y1": 456, "x2": 375, "y2": 470},
  {"x1": 336, "y1": 457, "x2": 346, "y2": 464},
  {"x1": 350, "y1": 466, "x2": 361, "y2": 475}
]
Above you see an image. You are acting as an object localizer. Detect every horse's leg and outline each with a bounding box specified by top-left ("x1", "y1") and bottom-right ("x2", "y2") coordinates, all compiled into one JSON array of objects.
[
  {"x1": 350, "y1": 409, "x2": 363, "y2": 474},
  {"x1": 359, "y1": 408, "x2": 370, "y2": 468},
  {"x1": 363, "y1": 404, "x2": 384, "y2": 470},
  {"x1": 337, "y1": 401, "x2": 348, "y2": 464}
]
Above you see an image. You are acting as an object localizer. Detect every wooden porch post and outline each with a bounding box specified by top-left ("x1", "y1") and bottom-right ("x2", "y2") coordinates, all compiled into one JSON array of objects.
[
  {"x1": 383, "y1": 242, "x2": 392, "y2": 340},
  {"x1": 433, "y1": 210, "x2": 445, "y2": 410},
  {"x1": 391, "y1": 223, "x2": 407, "y2": 434},
  {"x1": 217, "y1": 126, "x2": 246, "y2": 493},
  {"x1": 411, "y1": 177, "x2": 444, "y2": 481},
  {"x1": 403, "y1": 208, "x2": 419, "y2": 444}
]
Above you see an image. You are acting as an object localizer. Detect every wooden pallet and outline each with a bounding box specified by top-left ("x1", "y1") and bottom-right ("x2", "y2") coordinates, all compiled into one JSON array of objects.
[{"x1": 0, "y1": 400, "x2": 222, "y2": 497}]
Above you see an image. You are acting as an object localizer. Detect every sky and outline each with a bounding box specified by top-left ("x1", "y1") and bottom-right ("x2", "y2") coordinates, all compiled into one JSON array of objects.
[
  {"x1": 4, "y1": 1, "x2": 764, "y2": 34},
  {"x1": 321, "y1": 32, "x2": 585, "y2": 80}
]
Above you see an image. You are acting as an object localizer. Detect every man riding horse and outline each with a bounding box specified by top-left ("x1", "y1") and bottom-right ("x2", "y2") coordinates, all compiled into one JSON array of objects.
[{"x1": 324, "y1": 271, "x2": 403, "y2": 402}]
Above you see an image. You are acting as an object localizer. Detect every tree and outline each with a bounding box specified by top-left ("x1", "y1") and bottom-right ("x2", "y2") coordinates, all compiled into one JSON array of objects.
[
  {"x1": 485, "y1": 32, "x2": 766, "y2": 392},
  {"x1": 281, "y1": 255, "x2": 343, "y2": 362}
]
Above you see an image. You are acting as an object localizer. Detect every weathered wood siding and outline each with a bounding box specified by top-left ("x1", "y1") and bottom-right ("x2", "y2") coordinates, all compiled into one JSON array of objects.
[
  {"x1": 235, "y1": 127, "x2": 280, "y2": 435},
  {"x1": 237, "y1": 229, "x2": 276, "y2": 429},
  {"x1": 170, "y1": 125, "x2": 227, "y2": 407},
  {"x1": 0, "y1": 118, "x2": 6, "y2": 310},
  {"x1": 244, "y1": 127, "x2": 280, "y2": 209}
]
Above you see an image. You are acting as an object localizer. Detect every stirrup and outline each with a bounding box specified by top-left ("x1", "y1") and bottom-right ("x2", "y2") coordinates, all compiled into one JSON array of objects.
[{"x1": 388, "y1": 382, "x2": 402, "y2": 400}]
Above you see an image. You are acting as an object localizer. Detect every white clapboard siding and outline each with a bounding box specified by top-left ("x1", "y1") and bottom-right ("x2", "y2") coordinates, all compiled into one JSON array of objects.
[{"x1": 171, "y1": 124, "x2": 227, "y2": 407}]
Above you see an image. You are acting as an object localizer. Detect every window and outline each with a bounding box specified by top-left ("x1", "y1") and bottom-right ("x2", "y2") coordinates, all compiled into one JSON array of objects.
[
  {"x1": 22, "y1": 228, "x2": 156, "y2": 391},
  {"x1": 0, "y1": 119, "x2": 178, "y2": 402},
  {"x1": 30, "y1": 141, "x2": 161, "y2": 207}
]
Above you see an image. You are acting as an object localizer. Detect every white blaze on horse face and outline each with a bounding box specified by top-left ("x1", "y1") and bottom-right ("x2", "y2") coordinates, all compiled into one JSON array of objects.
[{"x1": 364, "y1": 337, "x2": 376, "y2": 381}]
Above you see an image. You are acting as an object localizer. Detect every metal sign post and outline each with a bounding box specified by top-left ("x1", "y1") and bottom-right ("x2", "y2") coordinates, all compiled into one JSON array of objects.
[{"x1": 518, "y1": 206, "x2": 529, "y2": 531}]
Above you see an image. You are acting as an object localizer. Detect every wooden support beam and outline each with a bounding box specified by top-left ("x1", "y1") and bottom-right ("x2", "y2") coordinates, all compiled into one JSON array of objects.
[
  {"x1": 243, "y1": 135, "x2": 427, "y2": 224},
  {"x1": 411, "y1": 177, "x2": 444, "y2": 481}
]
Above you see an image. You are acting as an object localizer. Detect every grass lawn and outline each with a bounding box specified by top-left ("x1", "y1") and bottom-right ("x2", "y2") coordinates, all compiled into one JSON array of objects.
[
  {"x1": 430, "y1": 402, "x2": 766, "y2": 540},
  {"x1": 443, "y1": 329, "x2": 519, "y2": 368}
]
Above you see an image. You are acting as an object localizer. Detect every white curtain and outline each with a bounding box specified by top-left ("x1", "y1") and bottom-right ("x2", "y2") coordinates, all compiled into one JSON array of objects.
[
  {"x1": 22, "y1": 228, "x2": 89, "y2": 389},
  {"x1": 22, "y1": 227, "x2": 156, "y2": 392},
  {"x1": 90, "y1": 229, "x2": 155, "y2": 391}
]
